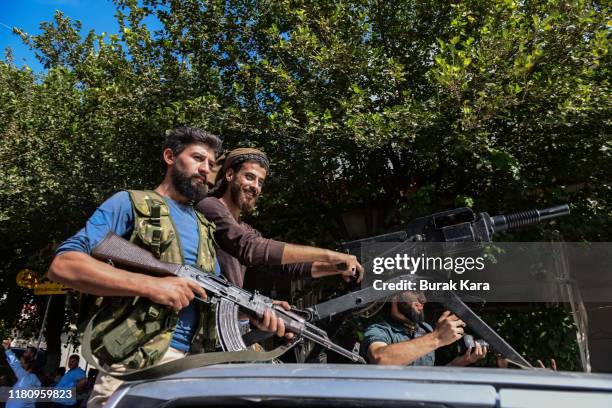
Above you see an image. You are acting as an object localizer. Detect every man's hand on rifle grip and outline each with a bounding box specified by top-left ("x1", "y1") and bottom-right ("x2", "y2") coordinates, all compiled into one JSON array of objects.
[
  {"x1": 145, "y1": 275, "x2": 207, "y2": 312},
  {"x1": 249, "y1": 300, "x2": 295, "y2": 340}
]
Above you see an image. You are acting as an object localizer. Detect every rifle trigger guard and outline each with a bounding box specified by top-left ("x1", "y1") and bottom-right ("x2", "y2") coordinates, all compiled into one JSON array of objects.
[{"x1": 195, "y1": 295, "x2": 214, "y2": 304}]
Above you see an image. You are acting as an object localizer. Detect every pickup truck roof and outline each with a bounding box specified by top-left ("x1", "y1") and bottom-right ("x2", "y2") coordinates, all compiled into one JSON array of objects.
[{"x1": 106, "y1": 364, "x2": 612, "y2": 408}]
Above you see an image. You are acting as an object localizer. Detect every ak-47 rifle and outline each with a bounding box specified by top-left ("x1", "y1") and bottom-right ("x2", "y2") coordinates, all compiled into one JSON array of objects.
[
  {"x1": 302, "y1": 205, "x2": 570, "y2": 368},
  {"x1": 90, "y1": 234, "x2": 365, "y2": 365}
]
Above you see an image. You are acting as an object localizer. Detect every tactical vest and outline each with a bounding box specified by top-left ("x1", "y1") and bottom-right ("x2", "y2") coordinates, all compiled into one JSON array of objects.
[{"x1": 88, "y1": 190, "x2": 218, "y2": 370}]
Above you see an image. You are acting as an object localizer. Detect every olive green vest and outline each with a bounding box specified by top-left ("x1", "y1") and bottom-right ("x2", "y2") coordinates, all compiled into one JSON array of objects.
[
  {"x1": 128, "y1": 190, "x2": 216, "y2": 271},
  {"x1": 88, "y1": 190, "x2": 218, "y2": 369}
]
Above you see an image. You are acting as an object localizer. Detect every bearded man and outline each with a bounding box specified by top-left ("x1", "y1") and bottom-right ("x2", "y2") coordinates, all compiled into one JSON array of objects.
[
  {"x1": 363, "y1": 291, "x2": 487, "y2": 366},
  {"x1": 196, "y1": 148, "x2": 364, "y2": 289},
  {"x1": 48, "y1": 128, "x2": 288, "y2": 407}
]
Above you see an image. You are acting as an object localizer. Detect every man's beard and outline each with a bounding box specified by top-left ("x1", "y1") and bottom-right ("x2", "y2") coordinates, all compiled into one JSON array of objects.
[
  {"x1": 171, "y1": 166, "x2": 208, "y2": 204},
  {"x1": 230, "y1": 180, "x2": 258, "y2": 213},
  {"x1": 398, "y1": 302, "x2": 424, "y2": 324}
]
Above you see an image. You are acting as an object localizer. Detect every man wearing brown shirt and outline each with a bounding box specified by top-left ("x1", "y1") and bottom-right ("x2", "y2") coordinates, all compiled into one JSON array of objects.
[{"x1": 196, "y1": 148, "x2": 363, "y2": 288}]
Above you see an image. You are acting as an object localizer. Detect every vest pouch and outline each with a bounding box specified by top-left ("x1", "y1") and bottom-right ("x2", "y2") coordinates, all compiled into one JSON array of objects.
[
  {"x1": 123, "y1": 329, "x2": 177, "y2": 369},
  {"x1": 135, "y1": 220, "x2": 176, "y2": 258},
  {"x1": 129, "y1": 190, "x2": 178, "y2": 259},
  {"x1": 90, "y1": 297, "x2": 136, "y2": 356},
  {"x1": 90, "y1": 297, "x2": 178, "y2": 368}
]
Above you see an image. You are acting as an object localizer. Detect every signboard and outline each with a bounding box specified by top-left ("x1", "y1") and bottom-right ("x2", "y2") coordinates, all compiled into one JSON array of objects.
[
  {"x1": 16, "y1": 269, "x2": 68, "y2": 295},
  {"x1": 16, "y1": 269, "x2": 38, "y2": 289},
  {"x1": 33, "y1": 282, "x2": 69, "y2": 295}
]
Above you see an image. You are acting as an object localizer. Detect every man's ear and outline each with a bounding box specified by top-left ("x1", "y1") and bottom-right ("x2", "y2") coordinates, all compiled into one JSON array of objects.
[
  {"x1": 162, "y1": 148, "x2": 175, "y2": 166},
  {"x1": 226, "y1": 168, "x2": 234, "y2": 182}
]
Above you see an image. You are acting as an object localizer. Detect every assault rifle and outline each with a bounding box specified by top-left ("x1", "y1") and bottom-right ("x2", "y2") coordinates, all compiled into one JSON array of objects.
[
  {"x1": 91, "y1": 233, "x2": 365, "y2": 365},
  {"x1": 302, "y1": 205, "x2": 570, "y2": 368}
]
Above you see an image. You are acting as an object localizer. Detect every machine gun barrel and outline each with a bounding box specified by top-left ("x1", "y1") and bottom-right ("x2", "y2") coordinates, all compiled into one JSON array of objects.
[
  {"x1": 491, "y1": 204, "x2": 570, "y2": 233},
  {"x1": 342, "y1": 203, "x2": 570, "y2": 246}
]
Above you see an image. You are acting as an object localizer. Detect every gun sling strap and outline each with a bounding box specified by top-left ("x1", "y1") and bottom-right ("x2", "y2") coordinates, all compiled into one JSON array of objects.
[{"x1": 81, "y1": 314, "x2": 295, "y2": 381}]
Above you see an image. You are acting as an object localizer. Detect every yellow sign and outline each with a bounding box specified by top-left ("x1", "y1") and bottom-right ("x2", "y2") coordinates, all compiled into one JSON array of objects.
[
  {"x1": 34, "y1": 282, "x2": 68, "y2": 295},
  {"x1": 17, "y1": 269, "x2": 68, "y2": 295},
  {"x1": 16, "y1": 269, "x2": 39, "y2": 289}
]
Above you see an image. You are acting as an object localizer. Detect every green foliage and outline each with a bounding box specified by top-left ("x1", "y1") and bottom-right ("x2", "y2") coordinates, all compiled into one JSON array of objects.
[
  {"x1": 427, "y1": 303, "x2": 581, "y2": 370},
  {"x1": 0, "y1": 0, "x2": 609, "y2": 363},
  {"x1": 480, "y1": 304, "x2": 581, "y2": 370},
  {"x1": 0, "y1": 320, "x2": 12, "y2": 341}
]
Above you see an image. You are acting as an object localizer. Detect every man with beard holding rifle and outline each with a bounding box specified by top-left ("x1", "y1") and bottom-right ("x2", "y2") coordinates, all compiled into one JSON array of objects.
[
  {"x1": 48, "y1": 128, "x2": 292, "y2": 407},
  {"x1": 363, "y1": 291, "x2": 488, "y2": 366}
]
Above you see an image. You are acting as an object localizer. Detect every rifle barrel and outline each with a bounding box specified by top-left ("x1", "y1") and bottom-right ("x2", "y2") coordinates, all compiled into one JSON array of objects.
[{"x1": 491, "y1": 204, "x2": 570, "y2": 233}]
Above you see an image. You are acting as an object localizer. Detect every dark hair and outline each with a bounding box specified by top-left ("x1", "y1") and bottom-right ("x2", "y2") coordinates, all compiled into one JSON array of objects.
[
  {"x1": 230, "y1": 154, "x2": 270, "y2": 174},
  {"x1": 393, "y1": 291, "x2": 426, "y2": 303},
  {"x1": 161, "y1": 127, "x2": 222, "y2": 168},
  {"x1": 210, "y1": 156, "x2": 269, "y2": 198},
  {"x1": 69, "y1": 354, "x2": 80, "y2": 361},
  {"x1": 26, "y1": 346, "x2": 37, "y2": 358},
  {"x1": 22, "y1": 358, "x2": 38, "y2": 373}
]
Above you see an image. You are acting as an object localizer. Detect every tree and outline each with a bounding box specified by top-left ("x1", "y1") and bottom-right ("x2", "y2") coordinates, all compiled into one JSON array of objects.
[{"x1": 0, "y1": 0, "x2": 608, "y2": 371}]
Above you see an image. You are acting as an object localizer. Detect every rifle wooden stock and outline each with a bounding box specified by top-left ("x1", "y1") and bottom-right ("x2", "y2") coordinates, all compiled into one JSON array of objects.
[{"x1": 92, "y1": 233, "x2": 181, "y2": 277}]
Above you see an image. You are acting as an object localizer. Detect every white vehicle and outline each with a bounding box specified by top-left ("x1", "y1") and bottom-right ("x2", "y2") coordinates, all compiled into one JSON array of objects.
[{"x1": 106, "y1": 364, "x2": 612, "y2": 408}]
